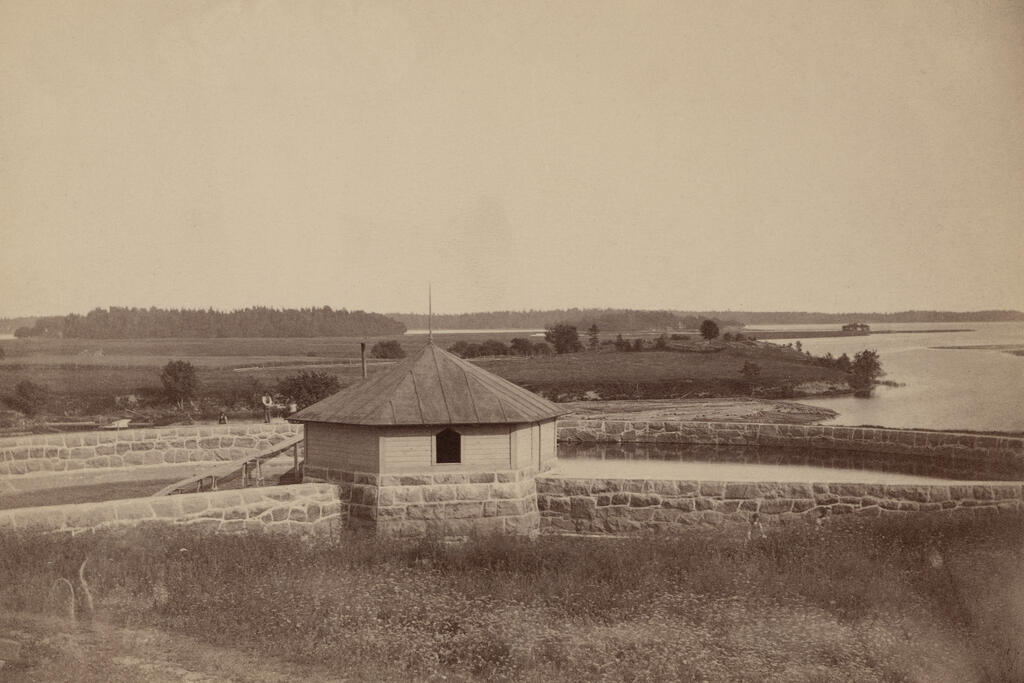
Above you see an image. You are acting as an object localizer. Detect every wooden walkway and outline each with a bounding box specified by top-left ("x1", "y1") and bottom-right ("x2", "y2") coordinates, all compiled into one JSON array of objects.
[{"x1": 152, "y1": 433, "x2": 303, "y2": 496}]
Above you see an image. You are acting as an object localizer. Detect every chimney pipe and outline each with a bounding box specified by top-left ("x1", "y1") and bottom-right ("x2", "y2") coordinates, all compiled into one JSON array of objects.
[{"x1": 360, "y1": 342, "x2": 367, "y2": 379}]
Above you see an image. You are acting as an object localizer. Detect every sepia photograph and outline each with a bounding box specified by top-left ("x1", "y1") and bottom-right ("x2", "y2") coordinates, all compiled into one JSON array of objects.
[{"x1": 1, "y1": 1, "x2": 1022, "y2": 680}]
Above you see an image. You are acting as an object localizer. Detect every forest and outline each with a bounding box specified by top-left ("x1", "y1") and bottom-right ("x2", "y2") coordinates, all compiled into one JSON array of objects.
[{"x1": 10, "y1": 306, "x2": 406, "y2": 339}]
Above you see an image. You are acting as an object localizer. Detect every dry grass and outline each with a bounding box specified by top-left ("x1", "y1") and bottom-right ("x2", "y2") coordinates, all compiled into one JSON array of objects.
[{"x1": 1, "y1": 513, "x2": 1022, "y2": 681}]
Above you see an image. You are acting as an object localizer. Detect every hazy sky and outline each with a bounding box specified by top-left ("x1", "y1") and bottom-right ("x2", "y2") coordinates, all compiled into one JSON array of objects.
[{"x1": 2, "y1": 0, "x2": 1022, "y2": 317}]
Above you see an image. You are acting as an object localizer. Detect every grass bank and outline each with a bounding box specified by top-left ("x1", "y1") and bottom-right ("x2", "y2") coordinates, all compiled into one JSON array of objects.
[{"x1": 2, "y1": 514, "x2": 1022, "y2": 681}]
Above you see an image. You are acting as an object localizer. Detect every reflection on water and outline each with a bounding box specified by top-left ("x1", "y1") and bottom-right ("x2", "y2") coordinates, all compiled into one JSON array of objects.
[
  {"x1": 556, "y1": 442, "x2": 983, "y2": 482},
  {"x1": 765, "y1": 322, "x2": 1024, "y2": 432}
]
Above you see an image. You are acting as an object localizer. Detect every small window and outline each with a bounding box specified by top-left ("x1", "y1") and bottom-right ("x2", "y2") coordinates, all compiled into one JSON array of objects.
[{"x1": 436, "y1": 428, "x2": 461, "y2": 464}]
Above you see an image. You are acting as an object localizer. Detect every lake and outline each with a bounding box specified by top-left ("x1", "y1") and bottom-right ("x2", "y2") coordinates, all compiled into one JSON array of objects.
[{"x1": 753, "y1": 322, "x2": 1024, "y2": 432}]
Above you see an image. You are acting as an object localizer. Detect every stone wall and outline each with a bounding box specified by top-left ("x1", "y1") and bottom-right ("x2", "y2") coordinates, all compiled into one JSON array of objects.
[
  {"x1": 536, "y1": 476, "x2": 1024, "y2": 535},
  {"x1": 0, "y1": 483, "x2": 341, "y2": 537},
  {"x1": 0, "y1": 423, "x2": 302, "y2": 477},
  {"x1": 557, "y1": 420, "x2": 1024, "y2": 481},
  {"x1": 309, "y1": 466, "x2": 540, "y2": 536}
]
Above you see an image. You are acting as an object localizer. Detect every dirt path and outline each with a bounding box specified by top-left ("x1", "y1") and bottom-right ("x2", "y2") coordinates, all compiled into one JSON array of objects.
[
  {"x1": 1, "y1": 614, "x2": 349, "y2": 682},
  {"x1": 561, "y1": 397, "x2": 837, "y2": 424}
]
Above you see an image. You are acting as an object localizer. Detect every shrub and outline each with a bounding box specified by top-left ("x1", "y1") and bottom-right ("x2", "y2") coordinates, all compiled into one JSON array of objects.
[
  {"x1": 670, "y1": 333, "x2": 689, "y2": 340},
  {"x1": 613, "y1": 335, "x2": 631, "y2": 352},
  {"x1": 700, "y1": 319, "x2": 720, "y2": 341},
  {"x1": 531, "y1": 342, "x2": 553, "y2": 356},
  {"x1": 370, "y1": 340, "x2": 406, "y2": 359},
  {"x1": 160, "y1": 360, "x2": 199, "y2": 409},
  {"x1": 276, "y1": 370, "x2": 341, "y2": 409},
  {"x1": 653, "y1": 334, "x2": 668, "y2": 350},
  {"x1": 6, "y1": 380, "x2": 50, "y2": 416},
  {"x1": 631, "y1": 338, "x2": 646, "y2": 352},
  {"x1": 479, "y1": 339, "x2": 509, "y2": 357}
]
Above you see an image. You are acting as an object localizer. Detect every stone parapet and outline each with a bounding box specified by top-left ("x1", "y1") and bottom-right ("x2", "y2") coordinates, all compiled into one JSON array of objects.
[
  {"x1": 557, "y1": 420, "x2": 1024, "y2": 481},
  {"x1": 536, "y1": 476, "x2": 1024, "y2": 535},
  {"x1": 0, "y1": 483, "x2": 341, "y2": 537},
  {"x1": 0, "y1": 423, "x2": 302, "y2": 476},
  {"x1": 305, "y1": 466, "x2": 541, "y2": 536}
]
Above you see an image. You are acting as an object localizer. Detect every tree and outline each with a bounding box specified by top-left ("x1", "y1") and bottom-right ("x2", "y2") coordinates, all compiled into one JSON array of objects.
[
  {"x1": 849, "y1": 349, "x2": 883, "y2": 396},
  {"x1": 700, "y1": 319, "x2": 720, "y2": 341},
  {"x1": 587, "y1": 324, "x2": 600, "y2": 350},
  {"x1": 370, "y1": 340, "x2": 406, "y2": 359},
  {"x1": 544, "y1": 324, "x2": 583, "y2": 354},
  {"x1": 7, "y1": 380, "x2": 49, "y2": 416},
  {"x1": 160, "y1": 360, "x2": 199, "y2": 409},
  {"x1": 277, "y1": 370, "x2": 340, "y2": 409},
  {"x1": 613, "y1": 334, "x2": 631, "y2": 351},
  {"x1": 509, "y1": 337, "x2": 533, "y2": 356}
]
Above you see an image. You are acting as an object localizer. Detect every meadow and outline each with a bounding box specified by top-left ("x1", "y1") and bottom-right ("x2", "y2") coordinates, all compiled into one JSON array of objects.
[
  {"x1": 0, "y1": 333, "x2": 849, "y2": 423},
  {"x1": 1, "y1": 514, "x2": 1021, "y2": 681}
]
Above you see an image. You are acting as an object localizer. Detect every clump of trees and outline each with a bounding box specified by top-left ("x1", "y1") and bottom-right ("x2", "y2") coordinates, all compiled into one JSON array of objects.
[
  {"x1": 370, "y1": 340, "x2": 406, "y2": 359},
  {"x1": 276, "y1": 370, "x2": 341, "y2": 409},
  {"x1": 700, "y1": 319, "x2": 720, "y2": 341},
  {"x1": 5, "y1": 380, "x2": 50, "y2": 416},
  {"x1": 849, "y1": 349, "x2": 884, "y2": 396},
  {"x1": 160, "y1": 360, "x2": 200, "y2": 409},
  {"x1": 545, "y1": 324, "x2": 584, "y2": 354},
  {"x1": 812, "y1": 349, "x2": 884, "y2": 396}
]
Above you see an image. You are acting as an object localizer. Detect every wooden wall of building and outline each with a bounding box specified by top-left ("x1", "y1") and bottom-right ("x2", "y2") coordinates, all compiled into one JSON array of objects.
[{"x1": 305, "y1": 423, "x2": 379, "y2": 473}]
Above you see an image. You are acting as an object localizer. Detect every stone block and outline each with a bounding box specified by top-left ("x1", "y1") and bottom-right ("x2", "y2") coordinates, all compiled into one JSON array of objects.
[
  {"x1": 456, "y1": 483, "x2": 491, "y2": 501},
  {"x1": 701, "y1": 511, "x2": 725, "y2": 525},
  {"x1": 661, "y1": 497, "x2": 696, "y2": 512},
  {"x1": 546, "y1": 497, "x2": 571, "y2": 513},
  {"x1": 714, "y1": 500, "x2": 741, "y2": 513},
  {"x1": 444, "y1": 501, "x2": 484, "y2": 519},
  {"x1": 760, "y1": 499, "x2": 793, "y2": 515},
  {"x1": 422, "y1": 486, "x2": 456, "y2": 503},
  {"x1": 406, "y1": 504, "x2": 444, "y2": 520},
  {"x1": 629, "y1": 493, "x2": 661, "y2": 508},
  {"x1": 432, "y1": 472, "x2": 468, "y2": 485},
  {"x1": 570, "y1": 496, "x2": 597, "y2": 519},
  {"x1": 694, "y1": 481, "x2": 722, "y2": 497},
  {"x1": 469, "y1": 472, "x2": 496, "y2": 484}
]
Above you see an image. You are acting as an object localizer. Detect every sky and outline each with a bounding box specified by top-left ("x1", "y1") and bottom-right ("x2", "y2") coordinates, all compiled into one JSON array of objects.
[{"x1": 1, "y1": 0, "x2": 1022, "y2": 318}]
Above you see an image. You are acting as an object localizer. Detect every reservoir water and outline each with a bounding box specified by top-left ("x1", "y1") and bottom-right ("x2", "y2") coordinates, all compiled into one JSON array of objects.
[{"x1": 752, "y1": 322, "x2": 1024, "y2": 433}]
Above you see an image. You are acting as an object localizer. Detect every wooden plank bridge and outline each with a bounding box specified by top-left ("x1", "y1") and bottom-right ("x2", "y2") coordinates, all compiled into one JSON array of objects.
[{"x1": 152, "y1": 433, "x2": 304, "y2": 496}]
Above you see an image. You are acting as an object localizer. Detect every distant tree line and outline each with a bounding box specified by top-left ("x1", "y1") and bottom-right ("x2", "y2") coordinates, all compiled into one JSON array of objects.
[
  {"x1": 390, "y1": 308, "x2": 741, "y2": 332},
  {"x1": 388, "y1": 308, "x2": 1024, "y2": 329},
  {"x1": 13, "y1": 306, "x2": 406, "y2": 339}
]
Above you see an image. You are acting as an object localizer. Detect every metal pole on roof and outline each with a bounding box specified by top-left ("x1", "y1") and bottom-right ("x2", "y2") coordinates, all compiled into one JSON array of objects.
[{"x1": 428, "y1": 282, "x2": 433, "y2": 344}]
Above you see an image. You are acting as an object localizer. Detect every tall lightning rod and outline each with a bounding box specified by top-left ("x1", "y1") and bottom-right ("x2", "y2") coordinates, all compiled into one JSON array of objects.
[{"x1": 428, "y1": 283, "x2": 432, "y2": 343}]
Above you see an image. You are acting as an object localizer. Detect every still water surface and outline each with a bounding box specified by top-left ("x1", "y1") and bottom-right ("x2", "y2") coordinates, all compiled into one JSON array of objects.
[
  {"x1": 757, "y1": 322, "x2": 1024, "y2": 432},
  {"x1": 552, "y1": 458, "x2": 963, "y2": 484}
]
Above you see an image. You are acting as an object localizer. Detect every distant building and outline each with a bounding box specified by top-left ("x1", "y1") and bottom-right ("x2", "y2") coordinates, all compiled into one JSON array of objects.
[
  {"x1": 841, "y1": 322, "x2": 871, "y2": 334},
  {"x1": 288, "y1": 342, "x2": 568, "y2": 535}
]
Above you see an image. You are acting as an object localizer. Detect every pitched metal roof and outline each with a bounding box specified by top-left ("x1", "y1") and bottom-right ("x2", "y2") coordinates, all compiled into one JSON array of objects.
[{"x1": 289, "y1": 343, "x2": 568, "y2": 426}]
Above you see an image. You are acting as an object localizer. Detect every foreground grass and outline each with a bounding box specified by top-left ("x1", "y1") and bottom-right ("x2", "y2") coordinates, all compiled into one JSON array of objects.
[{"x1": 2, "y1": 514, "x2": 1022, "y2": 681}]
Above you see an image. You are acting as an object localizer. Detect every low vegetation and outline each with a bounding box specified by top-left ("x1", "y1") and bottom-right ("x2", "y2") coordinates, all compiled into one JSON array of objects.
[{"x1": 1, "y1": 514, "x2": 1021, "y2": 680}]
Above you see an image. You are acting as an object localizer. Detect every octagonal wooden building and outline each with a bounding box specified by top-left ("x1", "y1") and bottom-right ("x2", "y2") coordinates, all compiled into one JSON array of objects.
[{"x1": 288, "y1": 343, "x2": 568, "y2": 535}]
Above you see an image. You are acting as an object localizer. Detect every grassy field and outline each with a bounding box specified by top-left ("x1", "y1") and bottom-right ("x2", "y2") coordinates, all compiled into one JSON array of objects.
[
  {"x1": 0, "y1": 333, "x2": 850, "y2": 422},
  {"x1": 0, "y1": 479, "x2": 180, "y2": 511},
  {"x1": 1, "y1": 514, "x2": 1021, "y2": 681},
  {"x1": 481, "y1": 346, "x2": 849, "y2": 400}
]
